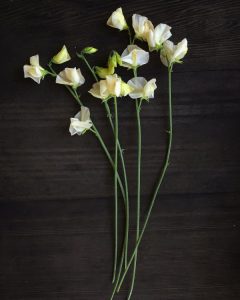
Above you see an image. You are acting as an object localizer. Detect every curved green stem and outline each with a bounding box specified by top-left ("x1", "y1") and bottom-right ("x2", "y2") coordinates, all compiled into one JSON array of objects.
[
  {"x1": 91, "y1": 125, "x2": 125, "y2": 204},
  {"x1": 46, "y1": 62, "x2": 126, "y2": 212},
  {"x1": 77, "y1": 53, "x2": 98, "y2": 81},
  {"x1": 78, "y1": 53, "x2": 130, "y2": 269},
  {"x1": 112, "y1": 96, "x2": 119, "y2": 283},
  {"x1": 116, "y1": 64, "x2": 174, "y2": 292}
]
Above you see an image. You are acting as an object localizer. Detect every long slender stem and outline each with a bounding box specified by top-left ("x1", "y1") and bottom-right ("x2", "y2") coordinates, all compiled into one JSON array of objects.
[
  {"x1": 112, "y1": 96, "x2": 119, "y2": 283},
  {"x1": 127, "y1": 100, "x2": 142, "y2": 299},
  {"x1": 79, "y1": 54, "x2": 98, "y2": 81},
  {"x1": 116, "y1": 64, "x2": 174, "y2": 292},
  {"x1": 46, "y1": 62, "x2": 126, "y2": 209},
  {"x1": 126, "y1": 69, "x2": 142, "y2": 299},
  {"x1": 78, "y1": 53, "x2": 130, "y2": 269}
]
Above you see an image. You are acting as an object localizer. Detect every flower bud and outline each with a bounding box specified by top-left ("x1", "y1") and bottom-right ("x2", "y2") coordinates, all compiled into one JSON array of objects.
[
  {"x1": 82, "y1": 47, "x2": 98, "y2": 55},
  {"x1": 52, "y1": 45, "x2": 71, "y2": 64},
  {"x1": 95, "y1": 66, "x2": 114, "y2": 79},
  {"x1": 107, "y1": 7, "x2": 128, "y2": 31}
]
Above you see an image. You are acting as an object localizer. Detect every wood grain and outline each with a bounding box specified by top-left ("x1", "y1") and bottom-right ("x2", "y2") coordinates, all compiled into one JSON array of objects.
[{"x1": 0, "y1": 0, "x2": 240, "y2": 299}]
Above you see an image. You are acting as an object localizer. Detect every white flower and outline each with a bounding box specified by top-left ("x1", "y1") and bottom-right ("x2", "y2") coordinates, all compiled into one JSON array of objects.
[
  {"x1": 160, "y1": 38, "x2": 188, "y2": 67},
  {"x1": 52, "y1": 45, "x2": 71, "y2": 64},
  {"x1": 107, "y1": 7, "x2": 128, "y2": 31},
  {"x1": 23, "y1": 55, "x2": 45, "y2": 84},
  {"x1": 56, "y1": 67, "x2": 85, "y2": 88},
  {"x1": 132, "y1": 14, "x2": 154, "y2": 41},
  {"x1": 89, "y1": 74, "x2": 132, "y2": 100},
  {"x1": 121, "y1": 45, "x2": 149, "y2": 68},
  {"x1": 89, "y1": 74, "x2": 121, "y2": 100},
  {"x1": 147, "y1": 24, "x2": 172, "y2": 51},
  {"x1": 89, "y1": 80, "x2": 110, "y2": 100},
  {"x1": 69, "y1": 106, "x2": 93, "y2": 136},
  {"x1": 105, "y1": 74, "x2": 121, "y2": 97},
  {"x1": 127, "y1": 77, "x2": 157, "y2": 100}
]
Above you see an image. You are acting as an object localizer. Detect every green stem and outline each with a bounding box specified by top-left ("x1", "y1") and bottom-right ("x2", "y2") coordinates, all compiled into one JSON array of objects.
[
  {"x1": 77, "y1": 53, "x2": 98, "y2": 81},
  {"x1": 112, "y1": 96, "x2": 119, "y2": 283},
  {"x1": 116, "y1": 64, "x2": 174, "y2": 292},
  {"x1": 92, "y1": 125, "x2": 125, "y2": 203},
  {"x1": 46, "y1": 62, "x2": 126, "y2": 211},
  {"x1": 127, "y1": 27, "x2": 132, "y2": 44},
  {"x1": 78, "y1": 54, "x2": 130, "y2": 269},
  {"x1": 126, "y1": 99, "x2": 142, "y2": 300},
  {"x1": 126, "y1": 69, "x2": 142, "y2": 300}
]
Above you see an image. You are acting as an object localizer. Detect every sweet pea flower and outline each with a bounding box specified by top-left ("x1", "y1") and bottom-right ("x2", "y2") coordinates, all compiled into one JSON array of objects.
[
  {"x1": 132, "y1": 14, "x2": 154, "y2": 41},
  {"x1": 52, "y1": 45, "x2": 71, "y2": 64},
  {"x1": 23, "y1": 55, "x2": 46, "y2": 84},
  {"x1": 56, "y1": 67, "x2": 85, "y2": 88},
  {"x1": 105, "y1": 74, "x2": 121, "y2": 97},
  {"x1": 160, "y1": 38, "x2": 188, "y2": 67},
  {"x1": 107, "y1": 7, "x2": 128, "y2": 31},
  {"x1": 89, "y1": 74, "x2": 132, "y2": 100},
  {"x1": 69, "y1": 106, "x2": 93, "y2": 136},
  {"x1": 127, "y1": 77, "x2": 157, "y2": 100},
  {"x1": 121, "y1": 45, "x2": 149, "y2": 69},
  {"x1": 89, "y1": 74, "x2": 120, "y2": 100},
  {"x1": 89, "y1": 80, "x2": 109, "y2": 100},
  {"x1": 147, "y1": 24, "x2": 172, "y2": 51}
]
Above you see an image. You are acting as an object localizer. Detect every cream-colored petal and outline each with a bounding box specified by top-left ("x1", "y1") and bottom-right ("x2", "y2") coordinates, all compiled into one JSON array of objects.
[
  {"x1": 106, "y1": 74, "x2": 121, "y2": 97},
  {"x1": 127, "y1": 77, "x2": 147, "y2": 99},
  {"x1": 160, "y1": 51, "x2": 169, "y2": 67},
  {"x1": 120, "y1": 81, "x2": 134, "y2": 96},
  {"x1": 163, "y1": 40, "x2": 174, "y2": 53},
  {"x1": 30, "y1": 55, "x2": 39, "y2": 66},
  {"x1": 69, "y1": 119, "x2": 92, "y2": 136},
  {"x1": 143, "y1": 78, "x2": 157, "y2": 98},
  {"x1": 160, "y1": 40, "x2": 175, "y2": 66},
  {"x1": 56, "y1": 71, "x2": 70, "y2": 85},
  {"x1": 89, "y1": 80, "x2": 110, "y2": 99},
  {"x1": 121, "y1": 51, "x2": 134, "y2": 67},
  {"x1": 154, "y1": 24, "x2": 172, "y2": 45},
  {"x1": 52, "y1": 45, "x2": 71, "y2": 64},
  {"x1": 89, "y1": 82, "x2": 102, "y2": 99},
  {"x1": 121, "y1": 45, "x2": 149, "y2": 67},
  {"x1": 76, "y1": 68, "x2": 85, "y2": 85},
  {"x1": 80, "y1": 106, "x2": 90, "y2": 122},
  {"x1": 147, "y1": 29, "x2": 155, "y2": 49},
  {"x1": 23, "y1": 65, "x2": 42, "y2": 84},
  {"x1": 132, "y1": 14, "x2": 153, "y2": 40},
  {"x1": 173, "y1": 38, "x2": 188, "y2": 61},
  {"x1": 99, "y1": 80, "x2": 110, "y2": 99},
  {"x1": 56, "y1": 68, "x2": 85, "y2": 87},
  {"x1": 69, "y1": 106, "x2": 92, "y2": 136},
  {"x1": 107, "y1": 7, "x2": 127, "y2": 30},
  {"x1": 136, "y1": 49, "x2": 149, "y2": 66},
  {"x1": 65, "y1": 68, "x2": 79, "y2": 84}
]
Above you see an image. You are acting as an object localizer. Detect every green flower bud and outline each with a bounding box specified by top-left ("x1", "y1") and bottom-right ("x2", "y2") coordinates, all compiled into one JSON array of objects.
[{"x1": 82, "y1": 47, "x2": 98, "y2": 55}]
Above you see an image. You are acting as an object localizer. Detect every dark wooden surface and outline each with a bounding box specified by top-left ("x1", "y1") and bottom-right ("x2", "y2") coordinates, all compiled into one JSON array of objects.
[{"x1": 1, "y1": 0, "x2": 240, "y2": 299}]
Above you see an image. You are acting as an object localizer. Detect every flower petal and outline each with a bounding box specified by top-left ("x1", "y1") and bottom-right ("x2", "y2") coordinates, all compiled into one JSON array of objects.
[
  {"x1": 52, "y1": 45, "x2": 71, "y2": 64},
  {"x1": 127, "y1": 77, "x2": 147, "y2": 99},
  {"x1": 30, "y1": 55, "x2": 39, "y2": 66}
]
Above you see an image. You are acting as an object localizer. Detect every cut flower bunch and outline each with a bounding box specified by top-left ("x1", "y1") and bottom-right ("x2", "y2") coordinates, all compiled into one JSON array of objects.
[{"x1": 23, "y1": 7, "x2": 188, "y2": 299}]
